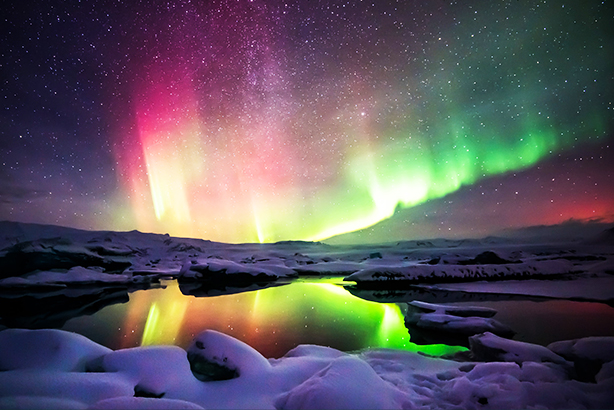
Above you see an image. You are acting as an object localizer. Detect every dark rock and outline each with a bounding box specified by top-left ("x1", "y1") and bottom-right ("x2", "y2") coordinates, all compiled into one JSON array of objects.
[
  {"x1": 458, "y1": 251, "x2": 517, "y2": 265},
  {"x1": 134, "y1": 385, "x2": 165, "y2": 398},
  {"x1": 187, "y1": 352, "x2": 239, "y2": 381}
]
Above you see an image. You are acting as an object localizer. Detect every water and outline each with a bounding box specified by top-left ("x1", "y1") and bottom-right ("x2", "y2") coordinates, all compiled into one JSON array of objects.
[
  {"x1": 59, "y1": 278, "x2": 463, "y2": 358},
  {"x1": 4, "y1": 277, "x2": 614, "y2": 358}
]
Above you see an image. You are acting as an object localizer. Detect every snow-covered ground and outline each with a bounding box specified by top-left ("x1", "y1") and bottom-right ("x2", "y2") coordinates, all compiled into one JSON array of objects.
[
  {"x1": 0, "y1": 327, "x2": 613, "y2": 409},
  {"x1": 1, "y1": 221, "x2": 613, "y2": 408}
]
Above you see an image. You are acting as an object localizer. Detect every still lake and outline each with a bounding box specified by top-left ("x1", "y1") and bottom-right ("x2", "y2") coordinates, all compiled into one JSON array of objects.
[{"x1": 50, "y1": 277, "x2": 614, "y2": 358}]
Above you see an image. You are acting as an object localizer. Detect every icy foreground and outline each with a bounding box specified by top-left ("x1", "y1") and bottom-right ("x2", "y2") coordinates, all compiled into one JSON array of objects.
[{"x1": 0, "y1": 328, "x2": 613, "y2": 410}]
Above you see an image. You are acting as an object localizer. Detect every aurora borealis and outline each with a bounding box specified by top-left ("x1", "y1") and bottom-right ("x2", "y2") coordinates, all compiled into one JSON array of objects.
[{"x1": 1, "y1": 0, "x2": 613, "y2": 243}]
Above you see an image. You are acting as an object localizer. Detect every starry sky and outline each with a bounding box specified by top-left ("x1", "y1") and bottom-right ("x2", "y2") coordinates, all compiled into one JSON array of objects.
[{"x1": 1, "y1": 0, "x2": 613, "y2": 244}]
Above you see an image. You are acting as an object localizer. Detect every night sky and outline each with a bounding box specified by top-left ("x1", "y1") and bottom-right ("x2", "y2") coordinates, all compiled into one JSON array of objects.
[{"x1": 1, "y1": 0, "x2": 613, "y2": 243}]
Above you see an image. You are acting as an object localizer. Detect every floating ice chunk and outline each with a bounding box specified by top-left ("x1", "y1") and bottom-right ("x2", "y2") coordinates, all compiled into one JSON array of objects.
[
  {"x1": 0, "y1": 328, "x2": 111, "y2": 372},
  {"x1": 408, "y1": 313, "x2": 514, "y2": 337},
  {"x1": 275, "y1": 355, "x2": 414, "y2": 410},
  {"x1": 469, "y1": 332, "x2": 570, "y2": 366},
  {"x1": 405, "y1": 301, "x2": 513, "y2": 345},
  {"x1": 407, "y1": 300, "x2": 497, "y2": 318}
]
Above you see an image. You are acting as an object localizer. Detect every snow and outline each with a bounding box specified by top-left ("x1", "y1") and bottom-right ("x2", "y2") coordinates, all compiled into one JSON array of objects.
[
  {"x1": 548, "y1": 337, "x2": 614, "y2": 363},
  {"x1": 0, "y1": 328, "x2": 111, "y2": 372},
  {"x1": 0, "y1": 328, "x2": 612, "y2": 409},
  {"x1": 468, "y1": 332, "x2": 570, "y2": 366}
]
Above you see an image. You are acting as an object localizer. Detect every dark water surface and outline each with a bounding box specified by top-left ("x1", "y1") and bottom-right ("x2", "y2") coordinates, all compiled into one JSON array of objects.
[{"x1": 3, "y1": 277, "x2": 613, "y2": 358}]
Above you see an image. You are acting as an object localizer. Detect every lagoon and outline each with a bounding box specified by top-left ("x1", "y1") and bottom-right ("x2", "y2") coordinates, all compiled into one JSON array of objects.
[{"x1": 44, "y1": 277, "x2": 614, "y2": 358}]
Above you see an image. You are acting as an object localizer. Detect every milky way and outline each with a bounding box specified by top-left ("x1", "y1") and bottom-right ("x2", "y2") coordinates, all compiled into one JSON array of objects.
[{"x1": 1, "y1": 0, "x2": 613, "y2": 243}]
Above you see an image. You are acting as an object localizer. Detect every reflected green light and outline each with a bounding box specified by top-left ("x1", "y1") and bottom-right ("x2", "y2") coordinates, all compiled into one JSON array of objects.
[
  {"x1": 129, "y1": 279, "x2": 467, "y2": 357},
  {"x1": 141, "y1": 302, "x2": 160, "y2": 346}
]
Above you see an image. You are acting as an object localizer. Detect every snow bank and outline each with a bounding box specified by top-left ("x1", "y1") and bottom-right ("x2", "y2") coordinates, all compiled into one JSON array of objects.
[{"x1": 0, "y1": 328, "x2": 613, "y2": 409}]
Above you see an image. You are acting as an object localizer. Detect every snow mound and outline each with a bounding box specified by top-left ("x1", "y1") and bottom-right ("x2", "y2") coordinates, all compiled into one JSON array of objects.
[
  {"x1": 548, "y1": 337, "x2": 614, "y2": 383},
  {"x1": 92, "y1": 345, "x2": 196, "y2": 398},
  {"x1": 0, "y1": 370, "x2": 134, "y2": 405},
  {"x1": 275, "y1": 355, "x2": 414, "y2": 410},
  {"x1": 0, "y1": 396, "x2": 89, "y2": 409},
  {"x1": 187, "y1": 329, "x2": 271, "y2": 381},
  {"x1": 89, "y1": 397, "x2": 205, "y2": 409},
  {"x1": 0, "y1": 328, "x2": 111, "y2": 372},
  {"x1": 548, "y1": 337, "x2": 614, "y2": 363}
]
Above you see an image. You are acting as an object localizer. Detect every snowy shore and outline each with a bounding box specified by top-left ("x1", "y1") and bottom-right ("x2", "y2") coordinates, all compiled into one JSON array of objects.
[{"x1": 1, "y1": 327, "x2": 613, "y2": 409}]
